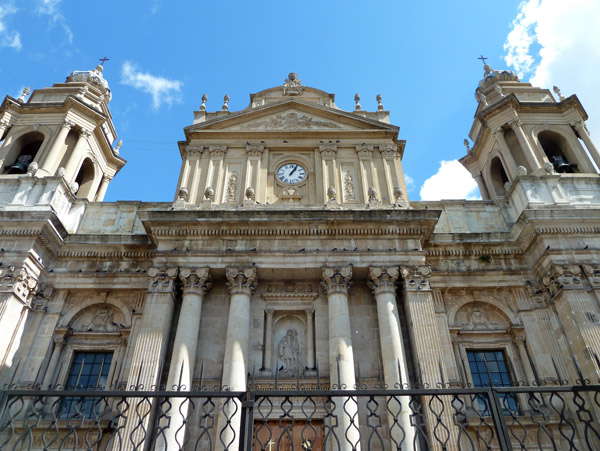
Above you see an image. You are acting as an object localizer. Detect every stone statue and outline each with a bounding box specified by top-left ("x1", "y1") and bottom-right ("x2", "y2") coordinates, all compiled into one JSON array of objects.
[
  {"x1": 368, "y1": 186, "x2": 378, "y2": 202},
  {"x1": 245, "y1": 186, "x2": 255, "y2": 201},
  {"x1": 204, "y1": 187, "x2": 215, "y2": 202},
  {"x1": 282, "y1": 72, "x2": 303, "y2": 96},
  {"x1": 278, "y1": 329, "x2": 300, "y2": 371},
  {"x1": 354, "y1": 93, "x2": 361, "y2": 111},
  {"x1": 178, "y1": 187, "x2": 189, "y2": 201},
  {"x1": 327, "y1": 186, "x2": 337, "y2": 202}
]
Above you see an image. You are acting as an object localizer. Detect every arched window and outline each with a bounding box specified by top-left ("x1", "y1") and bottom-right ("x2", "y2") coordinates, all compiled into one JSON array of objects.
[
  {"x1": 3, "y1": 131, "x2": 44, "y2": 174},
  {"x1": 490, "y1": 156, "x2": 509, "y2": 197},
  {"x1": 538, "y1": 131, "x2": 577, "y2": 173},
  {"x1": 74, "y1": 158, "x2": 95, "y2": 198}
]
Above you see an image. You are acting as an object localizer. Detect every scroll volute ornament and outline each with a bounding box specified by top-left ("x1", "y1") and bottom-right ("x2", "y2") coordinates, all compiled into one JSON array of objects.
[
  {"x1": 0, "y1": 265, "x2": 39, "y2": 303},
  {"x1": 368, "y1": 266, "x2": 399, "y2": 295},
  {"x1": 147, "y1": 267, "x2": 178, "y2": 293},
  {"x1": 400, "y1": 265, "x2": 432, "y2": 291},
  {"x1": 540, "y1": 264, "x2": 584, "y2": 298},
  {"x1": 179, "y1": 267, "x2": 211, "y2": 296},
  {"x1": 321, "y1": 266, "x2": 352, "y2": 295},
  {"x1": 226, "y1": 266, "x2": 257, "y2": 295}
]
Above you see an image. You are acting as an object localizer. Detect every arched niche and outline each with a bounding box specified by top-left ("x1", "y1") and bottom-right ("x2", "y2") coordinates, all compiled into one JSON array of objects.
[
  {"x1": 3, "y1": 131, "x2": 45, "y2": 174},
  {"x1": 74, "y1": 157, "x2": 96, "y2": 199},
  {"x1": 488, "y1": 156, "x2": 509, "y2": 197},
  {"x1": 271, "y1": 312, "x2": 306, "y2": 375},
  {"x1": 537, "y1": 130, "x2": 578, "y2": 173},
  {"x1": 60, "y1": 297, "x2": 132, "y2": 330},
  {"x1": 448, "y1": 295, "x2": 519, "y2": 328}
]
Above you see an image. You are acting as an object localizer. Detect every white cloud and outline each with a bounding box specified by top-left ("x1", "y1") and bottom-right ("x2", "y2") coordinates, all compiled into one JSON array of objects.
[
  {"x1": 121, "y1": 61, "x2": 183, "y2": 110},
  {"x1": 404, "y1": 174, "x2": 415, "y2": 192},
  {"x1": 36, "y1": 0, "x2": 73, "y2": 44},
  {"x1": 0, "y1": 2, "x2": 21, "y2": 51},
  {"x1": 504, "y1": 0, "x2": 600, "y2": 139},
  {"x1": 420, "y1": 160, "x2": 480, "y2": 201}
]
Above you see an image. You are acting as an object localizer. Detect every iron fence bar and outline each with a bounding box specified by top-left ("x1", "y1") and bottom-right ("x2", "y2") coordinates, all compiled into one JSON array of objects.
[
  {"x1": 241, "y1": 391, "x2": 255, "y2": 451},
  {"x1": 488, "y1": 387, "x2": 514, "y2": 451}
]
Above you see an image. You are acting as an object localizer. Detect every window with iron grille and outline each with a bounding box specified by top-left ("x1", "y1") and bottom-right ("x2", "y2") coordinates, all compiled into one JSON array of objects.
[
  {"x1": 467, "y1": 350, "x2": 519, "y2": 415},
  {"x1": 59, "y1": 351, "x2": 113, "y2": 418}
]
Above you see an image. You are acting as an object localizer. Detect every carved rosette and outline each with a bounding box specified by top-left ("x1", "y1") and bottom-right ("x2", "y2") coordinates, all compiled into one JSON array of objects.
[
  {"x1": 368, "y1": 266, "x2": 399, "y2": 296},
  {"x1": 180, "y1": 267, "x2": 211, "y2": 297},
  {"x1": 321, "y1": 266, "x2": 352, "y2": 296},
  {"x1": 540, "y1": 264, "x2": 584, "y2": 299},
  {"x1": 147, "y1": 267, "x2": 178, "y2": 294},
  {"x1": 400, "y1": 265, "x2": 432, "y2": 291},
  {"x1": 0, "y1": 265, "x2": 39, "y2": 304},
  {"x1": 226, "y1": 266, "x2": 257, "y2": 296}
]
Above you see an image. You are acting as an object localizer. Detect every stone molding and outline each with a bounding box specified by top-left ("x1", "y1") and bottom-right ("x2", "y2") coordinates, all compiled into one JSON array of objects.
[
  {"x1": 186, "y1": 145, "x2": 204, "y2": 156},
  {"x1": 400, "y1": 265, "x2": 432, "y2": 291},
  {"x1": 179, "y1": 267, "x2": 211, "y2": 297},
  {"x1": 321, "y1": 266, "x2": 352, "y2": 296},
  {"x1": 147, "y1": 267, "x2": 178, "y2": 294},
  {"x1": 355, "y1": 144, "x2": 373, "y2": 158},
  {"x1": 245, "y1": 144, "x2": 265, "y2": 156},
  {"x1": 318, "y1": 144, "x2": 337, "y2": 158},
  {"x1": 208, "y1": 145, "x2": 227, "y2": 157},
  {"x1": 379, "y1": 144, "x2": 399, "y2": 158},
  {"x1": 226, "y1": 266, "x2": 256, "y2": 296},
  {"x1": 368, "y1": 266, "x2": 399, "y2": 296},
  {"x1": 0, "y1": 265, "x2": 39, "y2": 304}
]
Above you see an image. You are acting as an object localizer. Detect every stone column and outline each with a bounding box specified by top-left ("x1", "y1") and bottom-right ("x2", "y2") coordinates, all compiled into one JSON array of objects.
[
  {"x1": 121, "y1": 267, "x2": 178, "y2": 450},
  {"x1": 160, "y1": 268, "x2": 211, "y2": 450},
  {"x1": 321, "y1": 266, "x2": 361, "y2": 451},
  {"x1": 40, "y1": 335, "x2": 67, "y2": 388},
  {"x1": 356, "y1": 144, "x2": 375, "y2": 203},
  {"x1": 508, "y1": 119, "x2": 542, "y2": 171},
  {"x1": 64, "y1": 129, "x2": 91, "y2": 181},
  {"x1": 263, "y1": 309, "x2": 274, "y2": 373},
  {"x1": 368, "y1": 266, "x2": 415, "y2": 449},
  {"x1": 400, "y1": 265, "x2": 458, "y2": 448},
  {"x1": 94, "y1": 175, "x2": 112, "y2": 201},
  {"x1": 206, "y1": 146, "x2": 227, "y2": 202},
  {"x1": 380, "y1": 144, "x2": 402, "y2": 205},
  {"x1": 305, "y1": 309, "x2": 315, "y2": 369},
  {"x1": 572, "y1": 120, "x2": 600, "y2": 169},
  {"x1": 512, "y1": 334, "x2": 536, "y2": 384},
  {"x1": 319, "y1": 144, "x2": 338, "y2": 202},
  {"x1": 492, "y1": 128, "x2": 519, "y2": 178},
  {"x1": 40, "y1": 119, "x2": 75, "y2": 175},
  {"x1": 216, "y1": 266, "x2": 256, "y2": 451},
  {"x1": 0, "y1": 265, "x2": 38, "y2": 366},
  {"x1": 472, "y1": 172, "x2": 490, "y2": 200}
]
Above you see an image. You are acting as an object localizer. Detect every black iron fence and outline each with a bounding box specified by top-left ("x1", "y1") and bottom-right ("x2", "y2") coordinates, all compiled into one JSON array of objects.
[{"x1": 1, "y1": 380, "x2": 599, "y2": 450}]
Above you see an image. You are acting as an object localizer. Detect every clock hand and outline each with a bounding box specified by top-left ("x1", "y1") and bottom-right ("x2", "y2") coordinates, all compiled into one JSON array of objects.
[{"x1": 289, "y1": 164, "x2": 298, "y2": 176}]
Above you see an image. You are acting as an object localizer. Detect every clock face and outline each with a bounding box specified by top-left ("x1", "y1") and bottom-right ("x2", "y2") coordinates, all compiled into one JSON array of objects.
[{"x1": 277, "y1": 163, "x2": 306, "y2": 184}]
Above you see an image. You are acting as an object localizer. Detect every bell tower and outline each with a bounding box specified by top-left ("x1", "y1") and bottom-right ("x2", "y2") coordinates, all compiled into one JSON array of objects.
[
  {"x1": 0, "y1": 63, "x2": 125, "y2": 201},
  {"x1": 460, "y1": 63, "x2": 600, "y2": 199}
]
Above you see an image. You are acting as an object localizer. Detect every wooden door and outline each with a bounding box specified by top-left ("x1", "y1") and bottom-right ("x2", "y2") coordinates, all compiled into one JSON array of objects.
[{"x1": 253, "y1": 419, "x2": 324, "y2": 450}]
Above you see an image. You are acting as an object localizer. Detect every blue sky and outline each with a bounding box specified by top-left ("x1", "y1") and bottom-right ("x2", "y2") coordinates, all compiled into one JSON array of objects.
[{"x1": 1, "y1": 0, "x2": 599, "y2": 202}]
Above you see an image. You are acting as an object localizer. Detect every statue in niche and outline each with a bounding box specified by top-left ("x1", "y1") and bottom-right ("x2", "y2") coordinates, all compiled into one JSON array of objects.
[
  {"x1": 82, "y1": 306, "x2": 116, "y2": 332},
  {"x1": 278, "y1": 329, "x2": 301, "y2": 373},
  {"x1": 461, "y1": 305, "x2": 499, "y2": 331}
]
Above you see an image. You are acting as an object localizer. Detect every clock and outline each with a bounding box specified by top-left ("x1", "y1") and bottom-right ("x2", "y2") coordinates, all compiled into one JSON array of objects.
[{"x1": 277, "y1": 163, "x2": 306, "y2": 184}]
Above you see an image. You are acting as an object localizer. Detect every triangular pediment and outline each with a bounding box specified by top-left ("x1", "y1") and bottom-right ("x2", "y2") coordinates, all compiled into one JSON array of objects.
[{"x1": 186, "y1": 100, "x2": 398, "y2": 134}]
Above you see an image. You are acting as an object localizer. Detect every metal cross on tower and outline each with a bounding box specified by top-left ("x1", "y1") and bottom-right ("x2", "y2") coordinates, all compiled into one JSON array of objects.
[
  {"x1": 478, "y1": 55, "x2": 488, "y2": 65},
  {"x1": 99, "y1": 57, "x2": 110, "y2": 66}
]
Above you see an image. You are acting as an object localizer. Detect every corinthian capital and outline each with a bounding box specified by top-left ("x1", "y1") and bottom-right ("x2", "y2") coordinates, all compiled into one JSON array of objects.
[
  {"x1": 400, "y1": 265, "x2": 432, "y2": 291},
  {"x1": 507, "y1": 118, "x2": 523, "y2": 129},
  {"x1": 62, "y1": 119, "x2": 76, "y2": 130},
  {"x1": 0, "y1": 265, "x2": 39, "y2": 304},
  {"x1": 321, "y1": 266, "x2": 352, "y2": 296},
  {"x1": 368, "y1": 266, "x2": 399, "y2": 295},
  {"x1": 226, "y1": 266, "x2": 256, "y2": 296},
  {"x1": 180, "y1": 267, "x2": 211, "y2": 296},
  {"x1": 147, "y1": 267, "x2": 178, "y2": 294}
]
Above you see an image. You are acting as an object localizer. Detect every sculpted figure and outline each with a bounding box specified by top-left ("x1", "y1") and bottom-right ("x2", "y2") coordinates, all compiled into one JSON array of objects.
[{"x1": 278, "y1": 329, "x2": 300, "y2": 371}]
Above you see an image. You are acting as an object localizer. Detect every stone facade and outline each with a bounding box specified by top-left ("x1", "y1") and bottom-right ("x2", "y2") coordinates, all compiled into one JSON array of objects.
[{"x1": 1, "y1": 66, "x2": 600, "y2": 448}]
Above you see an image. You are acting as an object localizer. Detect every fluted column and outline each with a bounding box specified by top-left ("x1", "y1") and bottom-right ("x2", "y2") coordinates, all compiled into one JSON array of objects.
[
  {"x1": 217, "y1": 266, "x2": 256, "y2": 451},
  {"x1": 64, "y1": 129, "x2": 91, "y2": 181},
  {"x1": 572, "y1": 120, "x2": 600, "y2": 170},
  {"x1": 321, "y1": 266, "x2": 361, "y2": 451},
  {"x1": 41, "y1": 119, "x2": 75, "y2": 175},
  {"x1": 369, "y1": 266, "x2": 415, "y2": 449},
  {"x1": 121, "y1": 267, "x2": 178, "y2": 450},
  {"x1": 508, "y1": 119, "x2": 542, "y2": 171},
  {"x1": 159, "y1": 268, "x2": 211, "y2": 450},
  {"x1": 401, "y1": 265, "x2": 458, "y2": 448}
]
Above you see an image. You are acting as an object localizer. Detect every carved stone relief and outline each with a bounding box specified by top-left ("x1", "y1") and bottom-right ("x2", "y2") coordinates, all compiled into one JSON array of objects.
[
  {"x1": 72, "y1": 304, "x2": 126, "y2": 332},
  {"x1": 242, "y1": 111, "x2": 344, "y2": 130},
  {"x1": 224, "y1": 172, "x2": 238, "y2": 203},
  {"x1": 278, "y1": 329, "x2": 301, "y2": 372},
  {"x1": 455, "y1": 303, "x2": 507, "y2": 331},
  {"x1": 343, "y1": 172, "x2": 356, "y2": 202}
]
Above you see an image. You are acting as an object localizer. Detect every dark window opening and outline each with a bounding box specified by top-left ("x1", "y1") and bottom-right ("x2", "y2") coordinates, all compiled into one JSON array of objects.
[
  {"x1": 59, "y1": 351, "x2": 113, "y2": 418},
  {"x1": 490, "y1": 157, "x2": 509, "y2": 197},
  {"x1": 538, "y1": 131, "x2": 577, "y2": 173},
  {"x1": 467, "y1": 350, "x2": 519, "y2": 415},
  {"x1": 4, "y1": 131, "x2": 44, "y2": 174}
]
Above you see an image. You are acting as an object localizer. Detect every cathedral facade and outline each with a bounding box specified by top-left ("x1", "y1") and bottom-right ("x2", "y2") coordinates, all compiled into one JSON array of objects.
[{"x1": 0, "y1": 65, "x2": 599, "y2": 450}]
